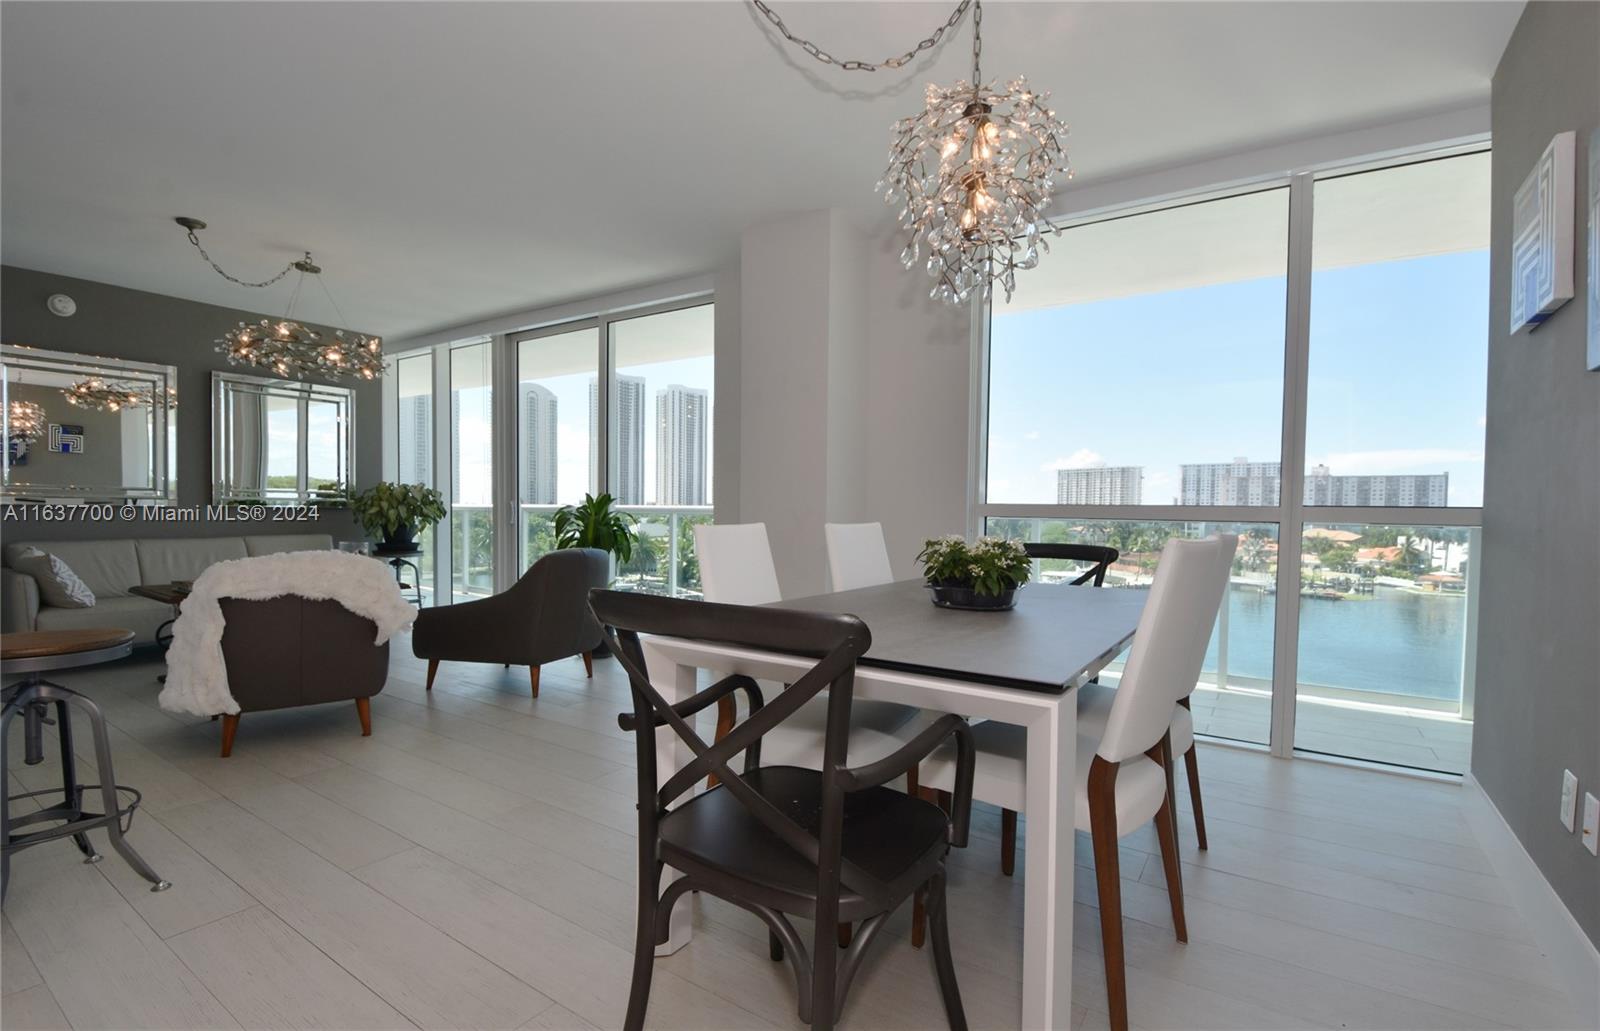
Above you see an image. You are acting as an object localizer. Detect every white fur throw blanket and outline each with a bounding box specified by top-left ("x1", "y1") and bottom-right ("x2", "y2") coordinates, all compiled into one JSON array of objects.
[{"x1": 158, "y1": 551, "x2": 417, "y2": 718}]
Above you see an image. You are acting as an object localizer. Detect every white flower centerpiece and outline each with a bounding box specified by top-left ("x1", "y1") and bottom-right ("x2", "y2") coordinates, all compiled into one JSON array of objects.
[{"x1": 916, "y1": 534, "x2": 1031, "y2": 611}]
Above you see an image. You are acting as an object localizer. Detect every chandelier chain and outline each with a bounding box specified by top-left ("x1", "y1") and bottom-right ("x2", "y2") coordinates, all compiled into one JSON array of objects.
[
  {"x1": 750, "y1": 0, "x2": 972, "y2": 73},
  {"x1": 183, "y1": 227, "x2": 300, "y2": 289},
  {"x1": 971, "y1": 0, "x2": 982, "y2": 83}
]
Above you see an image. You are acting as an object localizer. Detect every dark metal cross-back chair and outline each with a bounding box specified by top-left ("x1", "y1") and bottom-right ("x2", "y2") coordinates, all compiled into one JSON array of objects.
[
  {"x1": 589, "y1": 589, "x2": 976, "y2": 1031},
  {"x1": 1023, "y1": 542, "x2": 1121, "y2": 586}
]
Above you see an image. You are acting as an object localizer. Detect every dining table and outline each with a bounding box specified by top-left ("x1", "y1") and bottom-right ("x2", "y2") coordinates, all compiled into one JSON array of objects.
[{"x1": 640, "y1": 578, "x2": 1148, "y2": 1030}]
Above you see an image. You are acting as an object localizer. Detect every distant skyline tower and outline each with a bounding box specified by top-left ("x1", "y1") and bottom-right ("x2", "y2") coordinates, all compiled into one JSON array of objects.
[
  {"x1": 590, "y1": 374, "x2": 645, "y2": 504},
  {"x1": 519, "y1": 383, "x2": 558, "y2": 504},
  {"x1": 397, "y1": 393, "x2": 431, "y2": 485},
  {"x1": 655, "y1": 384, "x2": 708, "y2": 505},
  {"x1": 1056, "y1": 465, "x2": 1143, "y2": 505}
]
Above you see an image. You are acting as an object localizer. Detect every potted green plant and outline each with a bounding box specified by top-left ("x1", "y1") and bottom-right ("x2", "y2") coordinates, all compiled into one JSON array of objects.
[
  {"x1": 553, "y1": 492, "x2": 638, "y2": 564},
  {"x1": 916, "y1": 534, "x2": 1031, "y2": 611},
  {"x1": 351, "y1": 482, "x2": 447, "y2": 553}
]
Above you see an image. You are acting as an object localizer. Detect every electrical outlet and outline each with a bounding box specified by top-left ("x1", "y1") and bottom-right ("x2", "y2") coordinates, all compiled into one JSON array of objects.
[
  {"x1": 1583, "y1": 794, "x2": 1599, "y2": 857},
  {"x1": 1561, "y1": 770, "x2": 1580, "y2": 831}
]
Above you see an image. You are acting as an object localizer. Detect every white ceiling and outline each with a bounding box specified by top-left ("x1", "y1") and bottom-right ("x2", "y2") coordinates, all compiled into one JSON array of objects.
[{"x1": 1, "y1": 2, "x2": 1522, "y2": 340}]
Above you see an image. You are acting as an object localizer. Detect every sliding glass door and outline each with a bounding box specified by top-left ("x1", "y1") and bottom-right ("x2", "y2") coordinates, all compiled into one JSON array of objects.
[{"x1": 979, "y1": 148, "x2": 1488, "y2": 774}]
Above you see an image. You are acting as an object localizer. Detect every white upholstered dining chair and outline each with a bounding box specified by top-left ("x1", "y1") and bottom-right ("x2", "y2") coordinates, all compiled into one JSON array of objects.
[
  {"x1": 917, "y1": 535, "x2": 1235, "y2": 1031},
  {"x1": 692, "y1": 523, "x2": 933, "y2": 773},
  {"x1": 1074, "y1": 533, "x2": 1238, "y2": 850},
  {"x1": 823, "y1": 522, "x2": 896, "y2": 592}
]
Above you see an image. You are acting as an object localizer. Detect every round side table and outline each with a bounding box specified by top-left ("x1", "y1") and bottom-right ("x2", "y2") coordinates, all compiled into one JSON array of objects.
[{"x1": 1, "y1": 628, "x2": 170, "y2": 902}]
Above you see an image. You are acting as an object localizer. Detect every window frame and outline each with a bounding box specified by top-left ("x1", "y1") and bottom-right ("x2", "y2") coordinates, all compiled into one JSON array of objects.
[
  {"x1": 970, "y1": 143, "x2": 1488, "y2": 766},
  {"x1": 383, "y1": 291, "x2": 715, "y2": 603}
]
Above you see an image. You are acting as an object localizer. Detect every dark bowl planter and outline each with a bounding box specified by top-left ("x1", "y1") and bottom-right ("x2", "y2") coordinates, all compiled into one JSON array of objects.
[
  {"x1": 928, "y1": 581, "x2": 1018, "y2": 611},
  {"x1": 373, "y1": 524, "x2": 422, "y2": 556}
]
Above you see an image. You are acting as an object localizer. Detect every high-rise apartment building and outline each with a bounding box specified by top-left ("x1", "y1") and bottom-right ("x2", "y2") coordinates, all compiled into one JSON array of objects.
[
  {"x1": 655, "y1": 384, "x2": 709, "y2": 505},
  {"x1": 1180, "y1": 458, "x2": 1449, "y2": 506},
  {"x1": 397, "y1": 393, "x2": 431, "y2": 485},
  {"x1": 1303, "y1": 465, "x2": 1448, "y2": 506},
  {"x1": 519, "y1": 383, "x2": 558, "y2": 504},
  {"x1": 1056, "y1": 465, "x2": 1143, "y2": 505},
  {"x1": 589, "y1": 374, "x2": 645, "y2": 504},
  {"x1": 1181, "y1": 458, "x2": 1283, "y2": 506}
]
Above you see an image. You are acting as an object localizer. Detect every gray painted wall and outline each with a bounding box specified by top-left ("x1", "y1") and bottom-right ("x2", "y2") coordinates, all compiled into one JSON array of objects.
[
  {"x1": 1, "y1": 264, "x2": 380, "y2": 542},
  {"x1": 1472, "y1": 1, "x2": 1600, "y2": 947}
]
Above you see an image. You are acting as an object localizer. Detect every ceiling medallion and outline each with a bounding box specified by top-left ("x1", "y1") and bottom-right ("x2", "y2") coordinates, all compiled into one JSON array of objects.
[
  {"x1": 754, "y1": 0, "x2": 1071, "y2": 304},
  {"x1": 63, "y1": 377, "x2": 176, "y2": 413},
  {"x1": 176, "y1": 217, "x2": 386, "y2": 382}
]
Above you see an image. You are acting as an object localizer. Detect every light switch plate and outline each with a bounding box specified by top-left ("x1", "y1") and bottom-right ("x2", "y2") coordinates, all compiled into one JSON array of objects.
[
  {"x1": 1561, "y1": 770, "x2": 1580, "y2": 831},
  {"x1": 1583, "y1": 793, "x2": 1600, "y2": 857}
]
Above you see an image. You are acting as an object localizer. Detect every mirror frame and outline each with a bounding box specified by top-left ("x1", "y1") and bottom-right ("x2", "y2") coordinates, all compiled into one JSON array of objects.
[
  {"x1": 1, "y1": 343, "x2": 178, "y2": 505},
  {"x1": 211, "y1": 371, "x2": 356, "y2": 505}
]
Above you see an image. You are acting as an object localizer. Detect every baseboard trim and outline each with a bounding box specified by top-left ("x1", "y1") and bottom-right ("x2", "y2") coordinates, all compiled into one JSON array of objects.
[{"x1": 1462, "y1": 773, "x2": 1599, "y2": 1026}]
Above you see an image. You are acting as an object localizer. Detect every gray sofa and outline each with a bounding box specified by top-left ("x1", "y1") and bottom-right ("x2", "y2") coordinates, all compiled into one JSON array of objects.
[{"x1": 1, "y1": 534, "x2": 335, "y2": 643}]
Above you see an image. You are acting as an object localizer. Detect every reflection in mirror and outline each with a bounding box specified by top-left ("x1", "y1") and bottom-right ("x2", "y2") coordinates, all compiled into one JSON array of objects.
[
  {"x1": 1, "y1": 344, "x2": 177, "y2": 504},
  {"x1": 212, "y1": 372, "x2": 354, "y2": 504}
]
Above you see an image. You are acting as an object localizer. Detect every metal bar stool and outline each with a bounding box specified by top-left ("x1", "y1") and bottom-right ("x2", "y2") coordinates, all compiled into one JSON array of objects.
[{"x1": 1, "y1": 628, "x2": 170, "y2": 902}]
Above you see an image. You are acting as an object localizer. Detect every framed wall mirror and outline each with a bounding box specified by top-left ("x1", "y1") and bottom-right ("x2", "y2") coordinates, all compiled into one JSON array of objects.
[
  {"x1": 1, "y1": 344, "x2": 178, "y2": 505},
  {"x1": 212, "y1": 372, "x2": 355, "y2": 505}
]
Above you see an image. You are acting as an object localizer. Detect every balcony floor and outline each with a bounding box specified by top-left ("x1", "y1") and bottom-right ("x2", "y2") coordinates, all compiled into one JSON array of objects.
[{"x1": 1188, "y1": 685, "x2": 1473, "y2": 775}]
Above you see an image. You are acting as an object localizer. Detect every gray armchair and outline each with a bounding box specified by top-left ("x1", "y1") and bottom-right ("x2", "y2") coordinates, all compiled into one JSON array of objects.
[{"x1": 410, "y1": 548, "x2": 609, "y2": 697}]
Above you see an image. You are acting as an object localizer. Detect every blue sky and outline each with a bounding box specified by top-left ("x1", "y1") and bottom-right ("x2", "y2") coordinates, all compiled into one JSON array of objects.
[{"x1": 986, "y1": 250, "x2": 1490, "y2": 507}]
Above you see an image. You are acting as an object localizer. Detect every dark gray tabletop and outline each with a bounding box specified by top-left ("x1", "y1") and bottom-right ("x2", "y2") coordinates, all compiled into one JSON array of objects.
[{"x1": 774, "y1": 580, "x2": 1147, "y2": 694}]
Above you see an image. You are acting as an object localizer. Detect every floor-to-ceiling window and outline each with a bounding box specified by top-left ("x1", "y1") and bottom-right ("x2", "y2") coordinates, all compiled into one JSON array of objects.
[
  {"x1": 609, "y1": 303, "x2": 715, "y2": 598},
  {"x1": 449, "y1": 338, "x2": 495, "y2": 602},
  {"x1": 514, "y1": 323, "x2": 600, "y2": 570},
  {"x1": 980, "y1": 147, "x2": 1487, "y2": 774},
  {"x1": 394, "y1": 351, "x2": 437, "y2": 603},
  {"x1": 384, "y1": 295, "x2": 714, "y2": 604}
]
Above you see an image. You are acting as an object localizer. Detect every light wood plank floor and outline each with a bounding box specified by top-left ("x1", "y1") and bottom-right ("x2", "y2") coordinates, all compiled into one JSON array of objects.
[{"x1": 1, "y1": 642, "x2": 1580, "y2": 1030}]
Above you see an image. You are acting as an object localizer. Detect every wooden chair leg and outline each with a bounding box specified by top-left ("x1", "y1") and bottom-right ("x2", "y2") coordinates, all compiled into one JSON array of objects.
[
  {"x1": 911, "y1": 887, "x2": 927, "y2": 948},
  {"x1": 705, "y1": 694, "x2": 736, "y2": 790},
  {"x1": 219, "y1": 714, "x2": 240, "y2": 758},
  {"x1": 1153, "y1": 783, "x2": 1188, "y2": 943},
  {"x1": 355, "y1": 697, "x2": 372, "y2": 737},
  {"x1": 425, "y1": 658, "x2": 439, "y2": 691},
  {"x1": 1000, "y1": 808, "x2": 1017, "y2": 876},
  {"x1": 582, "y1": 650, "x2": 594, "y2": 678},
  {"x1": 1087, "y1": 757, "x2": 1128, "y2": 1031},
  {"x1": 837, "y1": 922, "x2": 852, "y2": 949},
  {"x1": 1184, "y1": 743, "x2": 1208, "y2": 850},
  {"x1": 529, "y1": 665, "x2": 540, "y2": 698}
]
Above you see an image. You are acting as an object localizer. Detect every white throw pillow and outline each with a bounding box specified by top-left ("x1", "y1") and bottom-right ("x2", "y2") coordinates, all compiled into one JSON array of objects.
[{"x1": 12, "y1": 548, "x2": 96, "y2": 608}]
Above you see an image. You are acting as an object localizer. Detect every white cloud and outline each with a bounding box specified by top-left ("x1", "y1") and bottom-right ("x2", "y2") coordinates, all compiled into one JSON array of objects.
[
  {"x1": 1041, "y1": 448, "x2": 1104, "y2": 471},
  {"x1": 1477, "y1": 415, "x2": 1487, "y2": 428},
  {"x1": 1023, "y1": 430, "x2": 1041, "y2": 441},
  {"x1": 1310, "y1": 448, "x2": 1483, "y2": 475}
]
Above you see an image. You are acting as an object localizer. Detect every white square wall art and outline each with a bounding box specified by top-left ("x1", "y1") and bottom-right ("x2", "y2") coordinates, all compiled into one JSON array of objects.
[{"x1": 1510, "y1": 130, "x2": 1575, "y2": 334}]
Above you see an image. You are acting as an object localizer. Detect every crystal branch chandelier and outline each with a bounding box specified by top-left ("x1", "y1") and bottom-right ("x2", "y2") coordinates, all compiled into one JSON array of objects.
[
  {"x1": 7, "y1": 400, "x2": 46, "y2": 440},
  {"x1": 176, "y1": 217, "x2": 386, "y2": 382},
  {"x1": 63, "y1": 378, "x2": 176, "y2": 413},
  {"x1": 753, "y1": 0, "x2": 1072, "y2": 304}
]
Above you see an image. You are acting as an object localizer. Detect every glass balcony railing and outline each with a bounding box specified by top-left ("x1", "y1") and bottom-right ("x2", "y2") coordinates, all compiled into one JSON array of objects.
[{"x1": 519, "y1": 504, "x2": 712, "y2": 599}]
